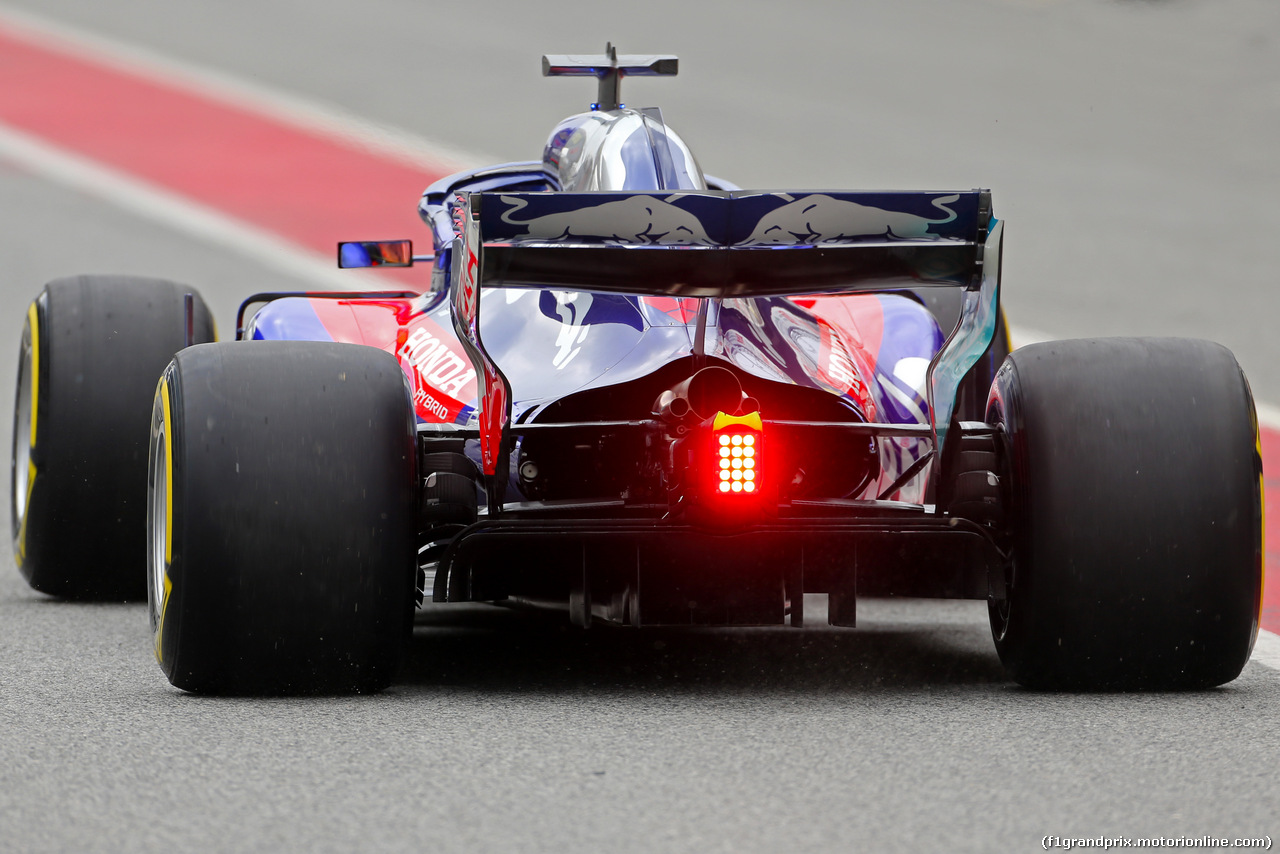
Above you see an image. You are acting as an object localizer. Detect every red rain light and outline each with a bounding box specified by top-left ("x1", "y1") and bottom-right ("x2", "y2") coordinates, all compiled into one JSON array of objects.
[{"x1": 712, "y1": 411, "x2": 762, "y2": 496}]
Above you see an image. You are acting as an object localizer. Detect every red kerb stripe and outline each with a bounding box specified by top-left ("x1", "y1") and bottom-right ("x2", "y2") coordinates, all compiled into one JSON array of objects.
[
  {"x1": 0, "y1": 25, "x2": 450, "y2": 272},
  {"x1": 1260, "y1": 428, "x2": 1280, "y2": 634}
]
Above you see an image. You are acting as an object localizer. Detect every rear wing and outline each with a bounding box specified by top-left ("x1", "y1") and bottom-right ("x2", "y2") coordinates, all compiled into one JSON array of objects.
[
  {"x1": 467, "y1": 190, "x2": 986, "y2": 295},
  {"x1": 449, "y1": 190, "x2": 1002, "y2": 498}
]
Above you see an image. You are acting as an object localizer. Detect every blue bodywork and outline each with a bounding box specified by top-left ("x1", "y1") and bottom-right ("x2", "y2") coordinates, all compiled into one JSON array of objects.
[
  {"x1": 412, "y1": 111, "x2": 954, "y2": 501},
  {"x1": 253, "y1": 100, "x2": 998, "y2": 507}
]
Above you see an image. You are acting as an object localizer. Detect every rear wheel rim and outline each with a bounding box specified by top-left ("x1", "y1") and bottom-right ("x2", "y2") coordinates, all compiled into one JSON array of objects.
[
  {"x1": 11, "y1": 312, "x2": 35, "y2": 549},
  {"x1": 147, "y1": 390, "x2": 169, "y2": 640}
]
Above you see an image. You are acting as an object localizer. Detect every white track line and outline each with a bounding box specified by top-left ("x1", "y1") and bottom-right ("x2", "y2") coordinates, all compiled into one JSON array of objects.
[
  {"x1": 0, "y1": 2, "x2": 490, "y2": 173},
  {"x1": 0, "y1": 121, "x2": 381, "y2": 291},
  {"x1": 1256, "y1": 402, "x2": 1280, "y2": 432},
  {"x1": 3, "y1": 2, "x2": 1277, "y2": 675},
  {"x1": 1253, "y1": 630, "x2": 1280, "y2": 672}
]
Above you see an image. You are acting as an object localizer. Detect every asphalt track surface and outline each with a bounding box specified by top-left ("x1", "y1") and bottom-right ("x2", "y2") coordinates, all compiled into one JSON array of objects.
[{"x1": 1, "y1": 1, "x2": 1279, "y2": 852}]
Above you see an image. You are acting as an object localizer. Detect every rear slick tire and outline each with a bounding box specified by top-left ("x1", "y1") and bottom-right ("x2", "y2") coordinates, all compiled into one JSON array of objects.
[
  {"x1": 987, "y1": 338, "x2": 1263, "y2": 690},
  {"x1": 149, "y1": 341, "x2": 418, "y2": 694},
  {"x1": 11, "y1": 276, "x2": 214, "y2": 599}
]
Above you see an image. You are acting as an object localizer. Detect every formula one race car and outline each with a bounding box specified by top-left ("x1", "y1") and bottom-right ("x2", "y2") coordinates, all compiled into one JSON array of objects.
[{"x1": 11, "y1": 47, "x2": 1264, "y2": 693}]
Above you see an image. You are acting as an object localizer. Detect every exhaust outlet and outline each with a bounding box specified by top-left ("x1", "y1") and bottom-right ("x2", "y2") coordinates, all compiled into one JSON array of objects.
[{"x1": 653, "y1": 366, "x2": 748, "y2": 423}]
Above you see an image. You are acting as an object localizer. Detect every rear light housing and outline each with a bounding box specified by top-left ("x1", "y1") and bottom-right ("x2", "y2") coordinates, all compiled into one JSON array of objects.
[{"x1": 712, "y1": 411, "x2": 762, "y2": 497}]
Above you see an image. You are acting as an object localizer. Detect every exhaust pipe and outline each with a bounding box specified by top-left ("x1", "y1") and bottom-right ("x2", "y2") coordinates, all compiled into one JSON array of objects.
[{"x1": 653, "y1": 366, "x2": 753, "y2": 424}]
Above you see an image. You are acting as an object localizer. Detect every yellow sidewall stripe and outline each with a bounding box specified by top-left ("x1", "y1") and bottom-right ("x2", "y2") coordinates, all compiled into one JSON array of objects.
[
  {"x1": 16, "y1": 303, "x2": 40, "y2": 563},
  {"x1": 155, "y1": 378, "x2": 175, "y2": 664},
  {"x1": 161, "y1": 380, "x2": 173, "y2": 565}
]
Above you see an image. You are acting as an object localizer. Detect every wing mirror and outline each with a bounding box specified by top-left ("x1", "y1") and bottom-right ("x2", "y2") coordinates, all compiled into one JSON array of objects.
[{"x1": 337, "y1": 240, "x2": 432, "y2": 268}]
